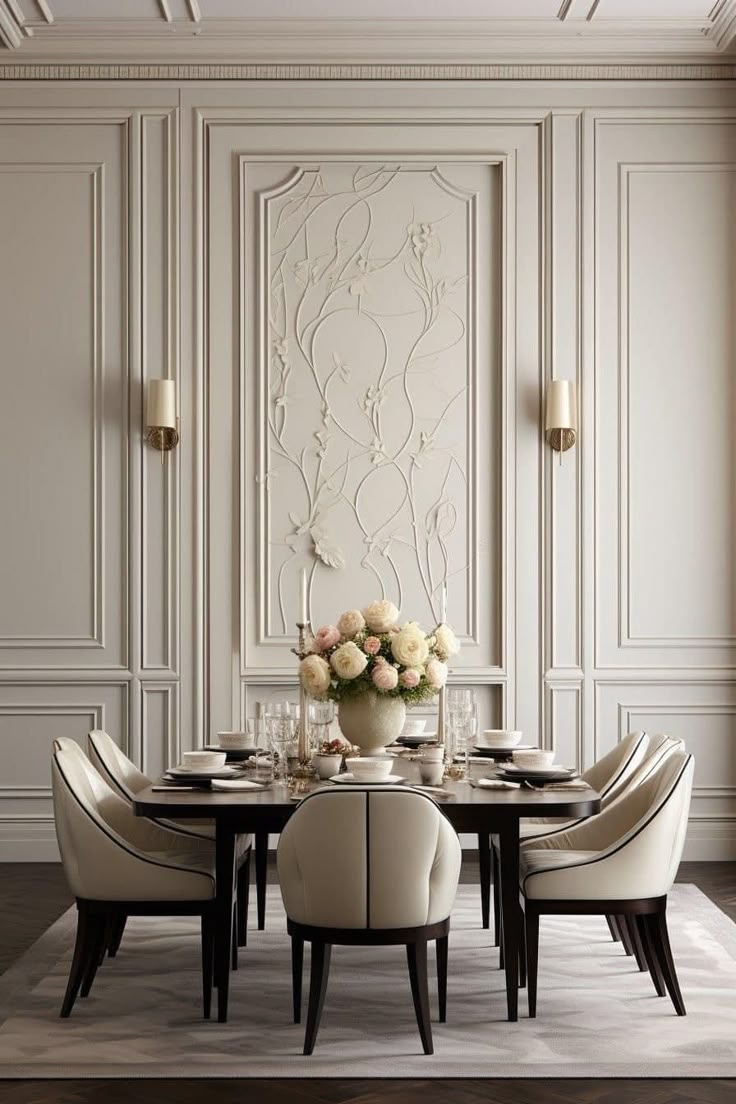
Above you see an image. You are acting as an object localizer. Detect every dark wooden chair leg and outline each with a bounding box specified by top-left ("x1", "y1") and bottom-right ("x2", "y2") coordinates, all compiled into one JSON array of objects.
[
  {"x1": 617, "y1": 914, "x2": 635, "y2": 956},
  {"x1": 304, "y1": 941, "x2": 332, "y2": 1055},
  {"x1": 606, "y1": 914, "x2": 621, "y2": 942},
  {"x1": 237, "y1": 849, "x2": 251, "y2": 948},
  {"x1": 291, "y1": 933, "x2": 304, "y2": 1023},
  {"x1": 624, "y1": 915, "x2": 648, "y2": 972},
  {"x1": 478, "y1": 833, "x2": 491, "y2": 930},
  {"x1": 60, "y1": 903, "x2": 93, "y2": 1018},
  {"x1": 518, "y1": 908, "x2": 527, "y2": 989},
  {"x1": 647, "y1": 907, "x2": 686, "y2": 1016},
  {"x1": 107, "y1": 913, "x2": 127, "y2": 958},
  {"x1": 525, "y1": 906, "x2": 540, "y2": 1018},
  {"x1": 80, "y1": 912, "x2": 108, "y2": 998},
  {"x1": 255, "y1": 831, "x2": 268, "y2": 931},
  {"x1": 436, "y1": 933, "x2": 448, "y2": 1023},
  {"x1": 636, "y1": 913, "x2": 666, "y2": 997},
  {"x1": 491, "y1": 841, "x2": 501, "y2": 947},
  {"x1": 406, "y1": 939, "x2": 434, "y2": 1055},
  {"x1": 231, "y1": 902, "x2": 239, "y2": 971},
  {"x1": 201, "y1": 912, "x2": 214, "y2": 1019}
]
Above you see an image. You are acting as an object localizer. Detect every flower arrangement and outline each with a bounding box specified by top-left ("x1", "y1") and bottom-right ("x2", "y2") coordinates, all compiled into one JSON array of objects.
[{"x1": 299, "y1": 599, "x2": 460, "y2": 706}]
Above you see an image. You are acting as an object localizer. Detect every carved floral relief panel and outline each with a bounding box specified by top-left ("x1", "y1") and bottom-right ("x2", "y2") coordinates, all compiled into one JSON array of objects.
[{"x1": 243, "y1": 161, "x2": 499, "y2": 668}]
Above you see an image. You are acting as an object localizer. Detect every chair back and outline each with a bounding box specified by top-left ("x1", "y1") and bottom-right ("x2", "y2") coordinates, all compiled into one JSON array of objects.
[
  {"x1": 52, "y1": 745, "x2": 213, "y2": 902},
  {"x1": 583, "y1": 731, "x2": 649, "y2": 804},
  {"x1": 88, "y1": 729, "x2": 150, "y2": 800},
  {"x1": 277, "y1": 788, "x2": 461, "y2": 930}
]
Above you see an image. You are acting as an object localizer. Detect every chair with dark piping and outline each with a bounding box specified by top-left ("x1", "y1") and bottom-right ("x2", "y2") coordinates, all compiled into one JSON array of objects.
[
  {"x1": 481, "y1": 730, "x2": 651, "y2": 944},
  {"x1": 51, "y1": 742, "x2": 227, "y2": 1019},
  {"x1": 519, "y1": 749, "x2": 694, "y2": 1017},
  {"x1": 277, "y1": 787, "x2": 461, "y2": 1055},
  {"x1": 87, "y1": 728, "x2": 258, "y2": 950}
]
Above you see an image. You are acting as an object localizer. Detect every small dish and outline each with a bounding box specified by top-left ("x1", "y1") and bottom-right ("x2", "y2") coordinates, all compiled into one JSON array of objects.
[
  {"x1": 344, "y1": 756, "x2": 394, "y2": 782},
  {"x1": 180, "y1": 750, "x2": 227, "y2": 772}
]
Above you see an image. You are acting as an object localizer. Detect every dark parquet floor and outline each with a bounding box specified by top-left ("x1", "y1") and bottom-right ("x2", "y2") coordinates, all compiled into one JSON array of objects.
[{"x1": 0, "y1": 859, "x2": 733, "y2": 1104}]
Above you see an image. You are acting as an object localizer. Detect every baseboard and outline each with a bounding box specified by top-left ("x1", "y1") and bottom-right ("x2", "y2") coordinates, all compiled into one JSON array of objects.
[
  {"x1": 0, "y1": 819, "x2": 60, "y2": 862},
  {"x1": 683, "y1": 820, "x2": 736, "y2": 861}
]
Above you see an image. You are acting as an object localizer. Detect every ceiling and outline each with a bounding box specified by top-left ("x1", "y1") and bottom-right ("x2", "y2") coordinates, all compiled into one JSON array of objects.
[{"x1": 0, "y1": 0, "x2": 734, "y2": 64}]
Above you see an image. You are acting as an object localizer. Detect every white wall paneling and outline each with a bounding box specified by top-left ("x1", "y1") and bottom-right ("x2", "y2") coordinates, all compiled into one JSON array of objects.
[
  {"x1": 0, "y1": 80, "x2": 734, "y2": 858},
  {"x1": 0, "y1": 95, "x2": 180, "y2": 858}
]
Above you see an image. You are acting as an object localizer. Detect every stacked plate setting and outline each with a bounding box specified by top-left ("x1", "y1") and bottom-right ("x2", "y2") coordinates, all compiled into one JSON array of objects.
[
  {"x1": 497, "y1": 749, "x2": 578, "y2": 784},
  {"x1": 163, "y1": 749, "x2": 244, "y2": 784}
]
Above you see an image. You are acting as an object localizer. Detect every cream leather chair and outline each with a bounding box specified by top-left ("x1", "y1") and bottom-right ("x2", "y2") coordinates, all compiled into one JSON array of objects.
[
  {"x1": 278, "y1": 788, "x2": 462, "y2": 1055},
  {"x1": 87, "y1": 729, "x2": 257, "y2": 949},
  {"x1": 52, "y1": 742, "x2": 223, "y2": 1019},
  {"x1": 519, "y1": 749, "x2": 694, "y2": 1017},
  {"x1": 484, "y1": 731, "x2": 651, "y2": 944}
]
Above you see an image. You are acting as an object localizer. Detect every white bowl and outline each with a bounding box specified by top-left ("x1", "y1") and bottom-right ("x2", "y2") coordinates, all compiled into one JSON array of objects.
[
  {"x1": 401, "y1": 718, "x2": 427, "y2": 736},
  {"x1": 180, "y1": 750, "x2": 227, "y2": 772},
  {"x1": 476, "y1": 729, "x2": 523, "y2": 748},
  {"x1": 512, "y1": 748, "x2": 554, "y2": 769},
  {"x1": 345, "y1": 756, "x2": 394, "y2": 782},
  {"x1": 216, "y1": 731, "x2": 250, "y2": 749}
]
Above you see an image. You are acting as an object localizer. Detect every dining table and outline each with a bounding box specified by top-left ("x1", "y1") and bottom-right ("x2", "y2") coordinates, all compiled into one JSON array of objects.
[{"x1": 133, "y1": 763, "x2": 600, "y2": 1024}]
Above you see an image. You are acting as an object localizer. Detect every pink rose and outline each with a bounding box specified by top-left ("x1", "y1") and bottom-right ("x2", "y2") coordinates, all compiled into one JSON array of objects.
[
  {"x1": 399, "y1": 668, "x2": 421, "y2": 689},
  {"x1": 372, "y1": 663, "x2": 398, "y2": 691},
  {"x1": 363, "y1": 636, "x2": 381, "y2": 655},
  {"x1": 312, "y1": 625, "x2": 341, "y2": 652}
]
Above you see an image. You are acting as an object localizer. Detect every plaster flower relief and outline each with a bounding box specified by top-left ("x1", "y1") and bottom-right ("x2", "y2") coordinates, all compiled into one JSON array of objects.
[{"x1": 260, "y1": 163, "x2": 475, "y2": 633}]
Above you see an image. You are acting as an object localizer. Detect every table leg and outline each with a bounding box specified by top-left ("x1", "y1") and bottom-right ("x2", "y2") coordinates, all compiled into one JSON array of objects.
[
  {"x1": 255, "y1": 830, "x2": 268, "y2": 931},
  {"x1": 215, "y1": 823, "x2": 236, "y2": 1023},
  {"x1": 498, "y1": 821, "x2": 520, "y2": 1022}
]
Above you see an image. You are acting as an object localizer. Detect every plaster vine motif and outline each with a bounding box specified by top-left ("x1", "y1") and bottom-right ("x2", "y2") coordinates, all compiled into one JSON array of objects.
[{"x1": 261, "y1": 163, "x2": 474, "y2": 633}]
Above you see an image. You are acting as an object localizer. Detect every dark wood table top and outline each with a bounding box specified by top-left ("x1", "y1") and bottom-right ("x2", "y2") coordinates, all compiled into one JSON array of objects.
[{"x1": 133, "y1": 763, "x2": 600, "y2": 832}]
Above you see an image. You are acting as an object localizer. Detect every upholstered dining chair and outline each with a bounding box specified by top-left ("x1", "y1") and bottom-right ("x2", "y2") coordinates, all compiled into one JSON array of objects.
[
  {"x1": 519, "y1": 749, "x2": 694, "y2": 1017},
  {"x1": 277, "y1": 787, "x2": 462, "y2": 1055},
  {"x1": 87, "y1": 728, "x2": 259, "y2": 948},
  {"x1": 52, "y1": 742, "x2": 225, "y2": 1019},
  {"x1": 482, "y1": 730, "x2": 651, "y2": 942}
]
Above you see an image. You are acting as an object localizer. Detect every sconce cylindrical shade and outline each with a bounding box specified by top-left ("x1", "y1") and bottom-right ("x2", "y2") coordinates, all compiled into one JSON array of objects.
[
  {"x1": 545, "y1": 379, "x2": 577, "y2": 433},
  {"x1": 146, "y1": 379, "x2": 177, "y2": 429}
]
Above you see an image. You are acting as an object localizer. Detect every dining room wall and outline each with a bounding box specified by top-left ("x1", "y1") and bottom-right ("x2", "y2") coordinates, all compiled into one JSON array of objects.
[{"x1": 0, "y1": 77, "x2": 734, "y2": 859}]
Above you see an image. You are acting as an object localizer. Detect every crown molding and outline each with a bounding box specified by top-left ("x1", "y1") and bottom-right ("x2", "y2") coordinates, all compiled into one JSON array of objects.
[
  {"x1": 0, "y1": 62, "x2": 734, "y2": 82},
  {"x1": 0, "y1": 14, "x2": 734, "y2": 66}
]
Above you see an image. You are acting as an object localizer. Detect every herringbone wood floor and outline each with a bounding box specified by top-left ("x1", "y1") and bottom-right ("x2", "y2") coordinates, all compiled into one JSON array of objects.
[{"x1": 0, "y1": 859, "x2": 734, "y2": 1104}]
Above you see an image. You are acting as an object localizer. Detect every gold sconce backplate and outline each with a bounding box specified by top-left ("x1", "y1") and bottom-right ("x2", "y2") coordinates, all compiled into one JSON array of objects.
[
  {"x1": 145, "y1": 426, "x2": 180, "y2": 452},
  {"x1": 547, "y1": 427, "x2": 576, "y2": 453}
]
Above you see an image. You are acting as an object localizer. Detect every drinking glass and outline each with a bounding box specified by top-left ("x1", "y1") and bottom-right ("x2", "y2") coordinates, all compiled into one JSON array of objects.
[
  {"x1": 308, "y1": 699, "x2": 335, "y2": 755},
  {"x1": 269, "y1": 716, "x2": 297, "y2": 783}
]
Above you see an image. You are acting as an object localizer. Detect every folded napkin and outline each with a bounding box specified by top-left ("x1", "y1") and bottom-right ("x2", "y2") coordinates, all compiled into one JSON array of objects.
[
  {"x1": 475, "y1": 777, "x2": 521, "y2": 790},
  {"x1": 210, "y1": 778, "x2": 269, "y2": 792}
]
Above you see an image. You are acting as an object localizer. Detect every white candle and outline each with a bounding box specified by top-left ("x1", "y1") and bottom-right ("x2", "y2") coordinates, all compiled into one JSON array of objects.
[
  {"x1": 299, "y1": 568, "x2": 308, "y2": 625},
  {"x1": 440, "y1": 581, "x2": 447, "y2": 625}
]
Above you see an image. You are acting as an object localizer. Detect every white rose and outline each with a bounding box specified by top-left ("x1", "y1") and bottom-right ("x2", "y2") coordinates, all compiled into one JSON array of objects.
[
  {"x1": 331, "y1": 641, "x2": 369, "y2": 680},
  {"x1": 299, "y1": 654, "x2": 332, "y2": 696},
  {"x1": 391, "y1": 622, "x2": 430, "y2": 668},
  {"x1": 434, "y1": 623, "x2": 460, "y2": 660},
  {"x1": 362, "y1": 599, "x2": 400, "y2": 633},
  {"x1": 337, "y1": 609, "x2": 366, "y2": 638},
  {"x1": 425, "y1": 658, "x2": 448, "y2": 689}
]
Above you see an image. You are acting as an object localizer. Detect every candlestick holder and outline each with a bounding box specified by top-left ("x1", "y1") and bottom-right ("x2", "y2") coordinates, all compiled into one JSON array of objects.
[{"x1": 291, "y1": 621, "x2": 316, "y2": 780}]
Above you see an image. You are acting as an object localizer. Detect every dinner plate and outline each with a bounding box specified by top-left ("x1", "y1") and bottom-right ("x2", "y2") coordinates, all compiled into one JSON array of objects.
[
  {"x1": 473, "y1": 743, "x2": 535, "y2": 757},
  {"x1": 328, "y1": 773, "x2": 407, "y2": 785},
  {"x1": 397, "y1": 734, "x2": 437, "y2": 746},
  {"x1": 501, "y1": 763, "x2": 576, "y2": 776},
  {"x1": 165, "y1": 765, "x2": 242, "y2": 780},
  {"x1": 498, "y1": 766, "x2": 578, "y2": 784}
]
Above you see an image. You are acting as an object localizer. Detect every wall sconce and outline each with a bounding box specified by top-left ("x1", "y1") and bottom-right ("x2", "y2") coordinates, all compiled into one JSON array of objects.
[
  {"x1": 145, "y1": 379, "x2": 179, "y2": 465},
  {"x1": 545, "y1": 379, "x2": 577, "y2": 464}
]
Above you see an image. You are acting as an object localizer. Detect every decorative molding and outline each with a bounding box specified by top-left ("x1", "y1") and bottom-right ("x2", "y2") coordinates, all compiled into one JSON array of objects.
[
  {"x1": 0, "y1": 161, "x2": 104, "y2": 653},
  {"x1": 139, "y1": 109, "x2": 180, "y2": 676},
  {"x1": 252, "y1": 161, "x2": 479, "y2": 646},
  {"x1": 0, "y1": 703, "x2": 103, "y2": 801},
  {"x1": 617, "y1": 159, "x2": 736, "y2": 651},
  {"x1": 140, "y1": 682, "x2": 179, "y2": 776},
  {"x1": 1, "y1": 63, "x2": 735, "y2": 81}
]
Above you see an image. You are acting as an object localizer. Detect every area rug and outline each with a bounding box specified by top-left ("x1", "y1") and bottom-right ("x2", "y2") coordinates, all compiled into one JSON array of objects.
[{"x1": 0, "y1": 883, "x2": 734, "y2": 1078}]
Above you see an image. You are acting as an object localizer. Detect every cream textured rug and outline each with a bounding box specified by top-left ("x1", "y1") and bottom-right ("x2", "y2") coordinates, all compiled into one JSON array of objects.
[{"x1": 0, "y1": 883, "x2": 734, "y2": 1078}]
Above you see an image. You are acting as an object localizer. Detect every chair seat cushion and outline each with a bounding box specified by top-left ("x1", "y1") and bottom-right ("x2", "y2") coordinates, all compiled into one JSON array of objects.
[
  {"x1": 145, "y1": 848, "x2": 217, "y2": 901},
  {"x1": 519, "y1": 817, "x2": 577, "y2": 841},
  {"x1": 520, "y1": 848, "x2": 599, "y2": 898}
]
